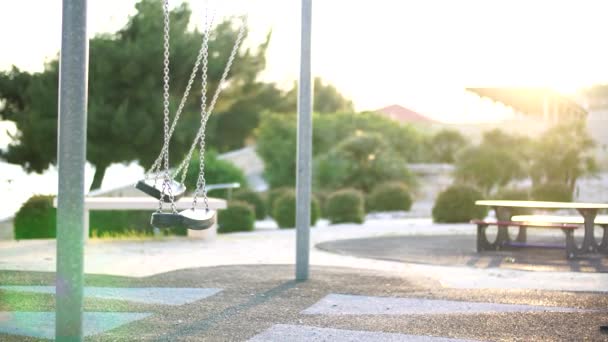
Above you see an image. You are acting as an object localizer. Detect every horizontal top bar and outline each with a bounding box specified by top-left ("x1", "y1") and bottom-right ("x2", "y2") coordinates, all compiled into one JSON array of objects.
[
  {"x1": 53, "y1": 197, "x2": 227, "y2": 210},
  {"x1": 475, "y1": 200, "x2": 608, "y2": 209}
]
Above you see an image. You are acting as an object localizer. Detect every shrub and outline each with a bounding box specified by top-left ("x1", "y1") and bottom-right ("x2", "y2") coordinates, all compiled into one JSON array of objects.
[
  {"x1": 184, "y1": 150, "x2": 248, "y2": 199},
  {"x1": 493, "y1": 187, "x2": 532, "y2": 216},
  {"x1": 315, "y1": 133, "x2": 415, "y2": 193},
  {"x1": 89, "y1": 210, "x2": 157, "y2": 237},
  {"x1": 266, "y1": 187, "x2": 292, "y2": 218},
  {"x1": 531, "y1": 182, "x2": 573, "y2": 202},
  {"x1": 14, "y1": 195, "x2": 56, "y2": 239},
  {"x1": 273, "y1": 191, "x2": 319, "y2": 229},
  {"x1": 218, "y1": 201, "x2": 255, "y2": 233},
  {"x1": 367, "y1": 182, "x2": 413, "y2": 213},
  {"x1": 432, "y1": 185, "x2": 487, "y2": 223},
  {"x1": 326, "y1": 189, "x2": 365, "y2": 224},
  {"x1": 233, "y1": 190, "x2": 266, "y2": 220}
]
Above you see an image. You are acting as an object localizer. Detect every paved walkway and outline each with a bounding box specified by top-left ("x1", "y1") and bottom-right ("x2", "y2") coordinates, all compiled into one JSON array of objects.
[{"x1": 1, "y1": 218, "x2": 608, "y2": 340}]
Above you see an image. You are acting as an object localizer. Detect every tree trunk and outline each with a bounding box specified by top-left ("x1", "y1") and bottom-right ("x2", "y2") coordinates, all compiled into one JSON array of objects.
[{"x1": 89, "y1": 164, "x2": 108, "y2": 191}]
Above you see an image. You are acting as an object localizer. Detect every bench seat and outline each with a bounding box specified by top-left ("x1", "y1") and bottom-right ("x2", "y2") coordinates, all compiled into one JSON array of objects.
[{"x1": 470, "y1": 219, "x2": 579, "y2": 259}]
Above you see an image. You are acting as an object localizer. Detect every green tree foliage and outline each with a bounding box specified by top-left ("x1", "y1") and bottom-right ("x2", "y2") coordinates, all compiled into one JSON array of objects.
[
  {"x1": 281, "y1": 77, "x2": 354, "y2": 114},
  {"x1": 0, "y1": 0, "x2": 273, "y2": 190},
  {"x1": 256, "y1": 111, "x2": 425, "y2": 189},
  {"x1": 531, "y1": 182, "x2": 573, "y2": 202},
  {"x1": 315, "y1": 133, "x2": 414, "y2": 193},
  {"x1": 454, "y1": 145, "x2": 524, "y2": 195},
  {"x1": 183, "y1": 150, "x2": 248, "y2": 198},
  {"x1": 529, "y1": 122, "x2": 597, "y2": 192},
  {"x1": 430, "y1": 129, "x2": 468, "y2": 163}
]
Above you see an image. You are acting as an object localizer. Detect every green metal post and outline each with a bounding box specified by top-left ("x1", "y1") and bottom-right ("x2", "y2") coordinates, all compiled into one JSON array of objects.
[{"x1": 56, "y1": 0, "x2": 88, "y2": 340}]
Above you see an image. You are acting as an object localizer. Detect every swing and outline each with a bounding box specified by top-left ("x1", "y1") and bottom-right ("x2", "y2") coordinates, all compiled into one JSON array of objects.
[{"x1": 148, "y1": 0, "x2": 247, "y2": 230}]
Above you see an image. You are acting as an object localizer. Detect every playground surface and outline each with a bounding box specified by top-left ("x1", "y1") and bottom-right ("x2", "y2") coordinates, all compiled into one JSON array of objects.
[{"x1": 1, "y1": 218, "x2": 607, "y2": 340}]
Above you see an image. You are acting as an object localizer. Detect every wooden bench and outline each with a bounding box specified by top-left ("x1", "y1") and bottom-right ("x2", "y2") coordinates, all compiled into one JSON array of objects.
[
  {"x1": 54, "y1": 196, "x2": 227, "y2": 242},
  {"x1": 470, "y1": 219, "x2": 579, "y2": 259},
  {"x1": 512, "y1": 215, "x2": 608, "y2": 254}
]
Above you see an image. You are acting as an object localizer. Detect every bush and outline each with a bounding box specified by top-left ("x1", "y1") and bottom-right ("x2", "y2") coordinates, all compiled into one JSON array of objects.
[
  {"x1": 233, "y1": 190, "x2": 266, "y2": 220},
  {"x1": 266, "y1": 187, "x2": 292, "y2": 218},
  {"x1": 184, "y1": 150, "x2": 248, "y2": 199},
  {"x1": 432, "y1": 185, "x2": 487, "y2": 223},
  {"x1": 326, "y1": 189, "x2": 365, "y2": 224},
  {"x1": 14, "y1": 195, "x2": 56, "y2": 239},
  {"x1": 493, "y1": 187, "x2": 532, "y2": 216},
  {"x1": 367, "y1": 182, "x2": 413, "y2": 213},
  {"x1": 531, "y1": 182, "x2": 573, "y2": 202},
  {"x1": 273, "y1": 191, "x2": 319, "y2": 229},
  {"x1": 315, "y1": 133, "x2": 415, "y2": 193},
  {"x1": 218, "y1": 201, "x2": 255, "y2": 233},
  {"x1": 89, "y1": 210, "x2": 157, "y2": 237}
]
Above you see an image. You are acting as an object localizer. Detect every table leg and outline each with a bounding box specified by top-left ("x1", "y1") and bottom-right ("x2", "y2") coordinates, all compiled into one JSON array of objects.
[
  {"x1": 599, "y1": 225, "x2": 608, "y2": 254},
  {"x1": 495, "y1": 207, "x2": 512, "y2": 247},
  {"x1": 577, "y1": 208, "x2": 598, "y2": 253}
]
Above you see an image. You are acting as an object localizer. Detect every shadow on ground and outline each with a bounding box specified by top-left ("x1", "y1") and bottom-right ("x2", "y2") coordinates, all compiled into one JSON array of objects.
[{"x1": 316, "y1": 234, "x2": 608, "y2": 273}]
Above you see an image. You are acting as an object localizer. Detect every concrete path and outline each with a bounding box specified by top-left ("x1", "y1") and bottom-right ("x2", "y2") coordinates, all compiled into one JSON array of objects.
[{"x1": 1, "y1": 218, "x2": 607, "y2": 293}]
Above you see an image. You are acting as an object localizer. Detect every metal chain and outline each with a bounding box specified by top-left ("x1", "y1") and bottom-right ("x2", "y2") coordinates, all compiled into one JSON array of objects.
[
  {"x1": 191, "y1": 15, "x2": 248, "y2": 210},
  {"x1": 176, "y1": 15, "x2": 248, "y2": 189},
  {"x1": 159, "y1": 0, "x2": 176, "y2": 213},
  {"x1": 146, "y1": 13, "x2": 216, "y2": 178}
]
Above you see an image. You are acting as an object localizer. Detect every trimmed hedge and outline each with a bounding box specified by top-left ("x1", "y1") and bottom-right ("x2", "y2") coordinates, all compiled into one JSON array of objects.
[
  {"x1": 218, "y1": 201, "x2": 255, "y2": 233},
  {"x1": 233, "y1": 190, "x2": 266, "y2": 220},
  {"x1": 326, "y1": 189, "x2": 365, "y2": 224},
  {"x1": 531, "y1": 182, "x2": 573, "y2": 202},
  {"x1": 314, "y1": 190, "x2": 329, "y2": 218},
  {"x1": 266, "y1": 187, "x2": 292, "y2": 218},
  {"x1": 273, "y1": 191, "x2": 319, "y2": 229},
  {"x1": 14, "y1": 195, "x2": 177, "y2": 239},
  {"x1": 432, "y1": 185, "x2": 487, "y2": 223},
  {"x1": 367, "y1": 182, "x2": 413, "y2": 213},
  {"x1": 14, "y1": 195, "x2": 56, "y2": 239}
]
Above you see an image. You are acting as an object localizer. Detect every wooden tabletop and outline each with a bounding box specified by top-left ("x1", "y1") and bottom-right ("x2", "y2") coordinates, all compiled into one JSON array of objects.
[{"x1": 475, "y1": 200, "x2": 608, "y2": 210}]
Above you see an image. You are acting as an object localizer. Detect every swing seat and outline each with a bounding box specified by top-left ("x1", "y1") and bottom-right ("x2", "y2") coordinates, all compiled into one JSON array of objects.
[
  {"x1": 151, "y1": 209, "x2": 216, "y2": 231},
  {"x1": 136, "y1": 179, "x2": 186, "y2": 202}
]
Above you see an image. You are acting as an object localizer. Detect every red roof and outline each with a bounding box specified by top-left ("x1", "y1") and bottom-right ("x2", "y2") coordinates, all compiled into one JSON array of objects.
[{"x1": 375, "y1": 105, "x2": 435, "y2": 123}]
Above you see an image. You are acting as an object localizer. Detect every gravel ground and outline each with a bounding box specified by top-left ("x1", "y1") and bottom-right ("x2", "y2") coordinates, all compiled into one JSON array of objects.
[{"x1": 1, "y1": 265, "x2": 608, "y2": 341}]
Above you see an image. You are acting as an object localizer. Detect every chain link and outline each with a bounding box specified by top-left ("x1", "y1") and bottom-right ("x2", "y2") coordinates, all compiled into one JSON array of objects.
[
  {"x1": 147, "y1": 13, "x2": 216, "y2": 178},
  {"x1": 158, "y1": 0, "x2": 177, "y2": 213},
  {"x1": 191, "y1": 15, "x2": 248, "y2": 211}
]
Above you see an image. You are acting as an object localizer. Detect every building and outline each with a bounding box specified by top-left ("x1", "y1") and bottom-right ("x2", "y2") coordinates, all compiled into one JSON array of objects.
[{"x1": 375, "y1": 105, "x2": 435, "y2": 124}]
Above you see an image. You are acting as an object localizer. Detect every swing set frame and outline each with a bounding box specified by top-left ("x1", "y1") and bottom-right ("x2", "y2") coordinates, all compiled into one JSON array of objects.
[{"x1": 55, "y1": 0, "x2": 313, "y2": 340}]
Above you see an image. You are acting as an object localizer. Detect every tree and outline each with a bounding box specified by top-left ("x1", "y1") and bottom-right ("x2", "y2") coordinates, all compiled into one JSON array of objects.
[
  {"x1": 429, "y1": 129, "x2": 468, "y2": 163},
  {"x1": 529, "y1": 122, "x2": 597, "y2": 192},
  {"x1": 454, "y1": 145, "x2": 525, "y2": 195},
  {"x1": 315, "y1": 133, "x2": 414, "y2": 193},
  {"x1": 0, "y1": 0, "x2": 273, "y2": 190},
  {"x1": 282, "y1": 77, "x2": 354, "y2": 114}
]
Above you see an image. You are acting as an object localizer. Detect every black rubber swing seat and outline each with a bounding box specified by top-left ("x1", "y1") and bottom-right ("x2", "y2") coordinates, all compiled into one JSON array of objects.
[
  {"x1": 151, "y1": 209, "x2": 216, "y2": 230},
  {"x1": 136, "y1": 179, "x2": 186, "y2": 202}
]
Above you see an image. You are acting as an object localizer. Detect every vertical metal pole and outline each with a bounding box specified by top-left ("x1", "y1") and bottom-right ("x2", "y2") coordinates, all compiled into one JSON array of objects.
[
  {"x1": 296, "y1": 0, "x2": 313, "y2": 281},
  {"x1": 56, "y1": 0, "x2": 88, "y2": 340}
]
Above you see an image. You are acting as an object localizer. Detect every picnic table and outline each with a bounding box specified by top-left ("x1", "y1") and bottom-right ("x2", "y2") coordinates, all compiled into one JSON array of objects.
[{"x1": 475, "y1": 200, "x2": 608, "y2": 257}]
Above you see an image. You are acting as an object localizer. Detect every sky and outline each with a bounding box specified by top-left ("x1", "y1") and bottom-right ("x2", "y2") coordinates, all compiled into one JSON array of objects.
[{"x1": 1, "y1": 0, "x2": 608, "y2": 123}]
